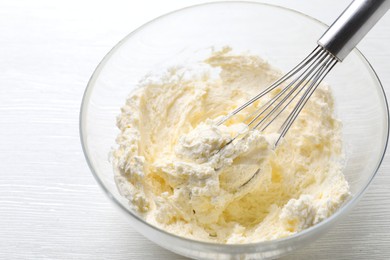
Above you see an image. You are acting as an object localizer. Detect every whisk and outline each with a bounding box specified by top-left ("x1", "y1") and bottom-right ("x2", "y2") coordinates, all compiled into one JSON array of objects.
[{"x1": 218, "y1": 0, "x2": 389, "y2": 148}]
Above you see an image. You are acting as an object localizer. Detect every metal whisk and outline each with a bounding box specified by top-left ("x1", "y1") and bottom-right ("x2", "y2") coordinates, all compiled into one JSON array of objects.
[{"x1": 218, "y1": 0, "x2": 389, "y2": 147}]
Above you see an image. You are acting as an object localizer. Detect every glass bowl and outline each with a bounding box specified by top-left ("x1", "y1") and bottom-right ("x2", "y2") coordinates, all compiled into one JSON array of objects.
[{"x1": 80, "y1": 2, "x2": 389, "y2": 259}]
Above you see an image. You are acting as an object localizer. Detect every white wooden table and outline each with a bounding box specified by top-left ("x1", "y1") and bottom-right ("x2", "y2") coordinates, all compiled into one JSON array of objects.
[{"x1": 1, "y1": 0, "x2": 389, "y2": 259}]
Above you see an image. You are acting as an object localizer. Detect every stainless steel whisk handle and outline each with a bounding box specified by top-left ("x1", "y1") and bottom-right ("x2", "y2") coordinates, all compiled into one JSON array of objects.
[{"x1": 318, "y1": 0, "x2": 390, "y2": 61}]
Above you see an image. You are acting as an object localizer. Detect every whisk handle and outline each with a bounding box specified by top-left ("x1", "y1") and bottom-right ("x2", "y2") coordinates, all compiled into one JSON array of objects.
[{"x1": 318, "y1": 0, "x2": 390, "y2": 61}]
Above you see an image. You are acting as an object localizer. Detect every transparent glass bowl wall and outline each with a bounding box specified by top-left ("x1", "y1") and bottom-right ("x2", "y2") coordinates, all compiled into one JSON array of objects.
[{"x1": 80, "y1": 2, "x2": 389, "y2": 259}]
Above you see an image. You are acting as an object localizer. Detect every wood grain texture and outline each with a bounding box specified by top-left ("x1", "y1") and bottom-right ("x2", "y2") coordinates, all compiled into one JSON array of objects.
[{"x1": 0, "y1": 0, "x2": 389, "y2": 259}]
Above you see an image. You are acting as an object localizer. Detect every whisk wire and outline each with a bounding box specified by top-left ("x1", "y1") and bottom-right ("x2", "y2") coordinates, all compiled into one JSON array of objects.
[
  {"x1": 276, "y1": 55, "x2": 337, "y2": 146},
  {"x1": 251, "y1": 48, "x2": 330, "y2": 132},
  {"x1": 217, "y1": 46, "x2": 338, "y2": 148},
  {"x1": 217, "y1": 46, "x2": 323, "y2": 126}
]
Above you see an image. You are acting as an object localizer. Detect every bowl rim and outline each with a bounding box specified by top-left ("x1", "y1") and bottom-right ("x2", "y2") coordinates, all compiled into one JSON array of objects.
[{"x1": 79, "y1": 0, "x2": 390, "y2": 251}]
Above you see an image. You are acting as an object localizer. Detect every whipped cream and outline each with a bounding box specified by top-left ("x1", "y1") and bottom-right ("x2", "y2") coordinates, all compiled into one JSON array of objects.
[{"x1": 112, "y1": 48, "x2": 350, "y2": 243}]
